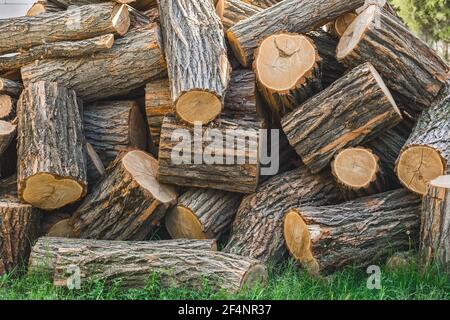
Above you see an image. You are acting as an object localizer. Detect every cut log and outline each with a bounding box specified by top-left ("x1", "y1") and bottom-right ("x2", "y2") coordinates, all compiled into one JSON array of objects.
[
  {"x1": 224, "y1": 166, "x2": 341, "y2": 263},
  {"x1": 283, "y1": 188, "x2": 420, "y2": 275},
  {"x1": 45, "y1": 0, "x2": 135, "y2": 8},
  {"x1": 29, "y1": 236, "x2": 217, "y2": 275},
  {"x1": 128, "y1": 5, "x2": 158, "y2": 28},
  {"x1": 420, "y1": 175, "x2": 450, "y2": 271},
  {"x1": 85, "y1": 142, "x2": 105, "y2": 189},
  {"x1": 242, "y1": 0, "x2": 281, "y2": 8},
  {"x1": 157, "y1": 70, "x2": 262, "y2": 193},
  {"x1": 0, "y1": 34, "x2": 114, "y2": 74},
  {"x1": 159, "y1": 0, "x2": 231, "y2": 125},
  {"x1": 166, "y1": 188, "x2": 242, "y2": 240},
  {"x1": 0, "y1": 198, "x2": 41, "y2": 275},
  {"x1": 395, "y1": 96, "x2": 450, "y2": 195},
  {"x1": 281, "y1": 62, "x2": 402, "y2": 173},
  {"x1": 337, "y1": 6, "x2": 450, "y2": 113},
  {"x1": 0, "y1": 95, "x2": 16, "y2": 121},
  {"x1": 222, "y1": 0, "x2": 261, "y2": 31},
  {"x1": 332, "y1": 12, "x2": 357, "y2": 37},
  {"x1": 17, "y1": 81, "x2": 87, "y2": 210},
  {"x1": 83, "y1": 100, "x2": 148, "y2": 167},
  {"x1": 227, "y1": 0, "x2": 367, "y2": 67},
  {"x1": 0, "y1": 174, "x2": 17, "y2": 198},
  {"x1": 0, "y1": 120, "x2": 16, "y2": 158},
  {"x1": 26, "y1": 1, "x2": 65, "y2": 16},
  {"x1": 0, "y1": 78, "x2": 22, "y2": 98},
  {"x1": 254, "y1": 33, "x2": 322, "y2": 122},
  {"x1": 69, "y1": 150, "x2": 177, "y2": 240},
  {"x1": 21, "y1": 26, "x2": 166, "y2": 102},
  {"x1": 0, "y1": 3, "x2": 129, "y2": 55}
]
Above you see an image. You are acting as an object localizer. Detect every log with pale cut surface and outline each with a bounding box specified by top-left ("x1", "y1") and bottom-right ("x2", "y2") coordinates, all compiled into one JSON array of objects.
[
  {"x1": 0, "y1": 95, "x2": 16, "y2": 121},
  {"x1": 222, "y1": 0, "x2": 261, "y2": 31},
  {"x1": 224, "y1": 166, "x2": 341, "y2": 263},
  {"x1": 420, "y1": 175, "x2": 450, "y2": 271},
  {"x1": 69, "y1": 150, "x2": 177, "y2": 240},
  {"x1": 254, "y1": 33, "x2": 322, "y2": 122},
  {"x1": 27, "y1": 0, "x2": 65, "y2": 16},
  {"x1": 0, "y1": 3, "x2": 129, "y2": 56},
  {"x1": 283, "y1": 189, "x2": 420, "y2": 275},
  {"x1": 0, "y1": 78, "x2": 22, "y2": 98},
  {"x1": 17, "y1": 81, "x2": 87, "y2": 210},
  {"x1": 83, "y1": 100, "x2": 148, "y2": 167},
  {"x1": 159, "y1": 0, "x2": 231, "y2": 125},
  {"x1": 0, "y1": 198, "x2": 41, "y2": 275},
  {"x1": 337, "y1": 6, "x2": 450, "y2": 113},
  {"x1": 21, "y1": 26, "x2": 166, "y2": 103},
  {"x1": 282, "y1": 63, "x2": 402, "y2": 173},
  {"x1": 166, "y1": 188, "x2": 242, "y2": 240},
  {"x1": 331, "y1": 12, "x2": 357, "y2": 37},
  {"x1": 395, "y1": 96, "x2": 450, "y2": 195},
  {"x1": 0, "y1": 120, "x2": 16, "y2": 158}
]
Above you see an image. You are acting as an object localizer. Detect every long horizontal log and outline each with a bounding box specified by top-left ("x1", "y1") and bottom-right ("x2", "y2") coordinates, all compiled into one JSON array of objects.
[{"x1": 222, "y1": 0, "x2": 261, "y2": 31}]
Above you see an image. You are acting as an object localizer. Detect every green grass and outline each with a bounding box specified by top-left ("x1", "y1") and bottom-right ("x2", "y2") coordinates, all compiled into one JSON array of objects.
[{"x1": 1, "y1": 259, "x2": 449, "y2": 300}]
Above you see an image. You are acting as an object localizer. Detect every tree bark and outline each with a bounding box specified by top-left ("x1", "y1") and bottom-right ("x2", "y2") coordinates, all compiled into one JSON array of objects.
[
  {"x1": 0, "y1": 174, "x2": 17, "y2": 198},
  {"x1": 158, "y1": 0, "x2": 231, "y2": 125},
  {"x1": 69, "y1": 150, "x2": 177, "y2": 240},
  {"x1": 283, "y1": 188, "x2": 420, "y2": 275},
  {"x1": 420, "y1": 175, "x2": 450, "y2": 271},
  {"x1": 85, "y1": 142, "x2": 105, "y2": 189},
  {"x1": 222, "y1": 0, "x2": 261, "y2": 31},
  {"x1": 166, "y1": 188, "x2": 242, "y2": 240},
  {"x1": 26, "y1": 1, "x2": 65, "y2": 16},
  {"x1": 0, "y1": 3, "x2": 129, "y2": 55},
  {"x1": 0, "y1": 78, "x2": 22, "y2": 98},
  {"x1": 0, "y1": 120, "x2": 16, "y2": 158},
  {"x1": 17, "y1": 81, "x2": 87, "y2": 210},
  {"x1": 336, "y1": 6, "x2": 450, "y2": 113},
  {"x1": 21, "y1": 26, "x2": 166, "y2": 102},
  {"x1": 0, "y1": 95, "x2": 16, "y2": 121},
  {"x1": 395, "y1": 96, "x2": 450, "y2": 195},
  {"x1": 224, "y1": 166, "x2": 341, "y2": 263},
  {"x1": 83, "y1": 100, "x2": 148, "y2": 167},
  {"x1": 0, "y1": 34, "x2": 114, "y2": 74},
  {"x1": 242, "y1": 0, "x2": 281, "y2": 9},
  {"x1": 0, "y1": 197, "x2": 41, "y2": 275},
  {"x1": 282, "y1": 62, "x2": 402, "y2": 173},
  {"x1": 227, "y1": 0, "x2": 366, "y2": 67}
]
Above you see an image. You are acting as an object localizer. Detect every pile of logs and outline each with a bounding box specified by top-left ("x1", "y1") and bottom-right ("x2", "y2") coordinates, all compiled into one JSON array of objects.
[{"x1": 0, "y1": 0, "x2": 449, "y2": 291}]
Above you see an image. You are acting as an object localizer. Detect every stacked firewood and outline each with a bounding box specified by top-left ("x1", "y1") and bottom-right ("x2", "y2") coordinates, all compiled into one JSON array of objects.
[{"x1": 0, "y1": 0, "x2": 449, "y2": 290}]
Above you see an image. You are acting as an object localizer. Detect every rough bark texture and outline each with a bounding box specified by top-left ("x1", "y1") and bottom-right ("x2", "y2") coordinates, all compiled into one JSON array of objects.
[
  {"x1": 0, "y1": 34, "x2": 114, "y2": 74},
  {"x1": 21, "y1": 26, "x2": 166, "y2": 102},
  {"x1": 0, "y1": 175, "x2": 17, "y2": 198},
  {"x1": 29, "y1": 236, "x2": 217, "y2": 275},
  {"x1": 242, "y1": 0, "x2": 281, "y2": 8},
  {"x1": 420, "y1": 176, "x2": 450, "y2": 271},
  {"x1": 158, "y1": 0, "x2": 231, "y2": 125},
  {"x1": 45, "y1": 0, "x2": 134, "y2": 8},
  {"x1": 17, "y1": 81, "x2": 87, "y2": 210},
  {"x1": 337, "y1": 6, "x2": 450, "y2": 113},
  {"x1": 224, "y1": 166, "x2": 341, "y2": 263},
  {"x1": 0, "y1": 95, "x2": 16, "y2": 121},
  {"x1": 0, "y1": 3, "x2": 129, "y2": 55},
  {"x1": 83, "y1": 100, "x2": 149, "y2": 167},
  {"x1": 85, "y1": 142, "x2": 105, "y2": 189},
  {"x1": 0, "y1": 120, "x2": 16, "y2": 158},
  {"x1": 227, "y1": 0, "x2": 366, "y2": 67},
  {"x1": 281, "y1": 63, "x2": 402, "y2": 173},
  {"x1": 70, "y1": 150, "x2": 177, "y2": 241},
  {"x1": 284, "y1": 189, "x2": 420, "y2": 275},
  {"x1": 166, "y1": 188, "x2": 242, "y2": 240},
  {"x1": 0, "y1": 198, "x2": 41, "y2": 275},
  {"x1": 222, "y1": 0, "x2": 261, "y2": 31},
  {"x1": 26, "y1": 1, "x2": 65, "y2": 16},
  {"x1": 0, "y1": 78, "x2": 22, "y2": 98}
]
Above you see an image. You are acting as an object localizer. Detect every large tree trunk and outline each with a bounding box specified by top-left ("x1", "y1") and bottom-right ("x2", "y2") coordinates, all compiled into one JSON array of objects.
[
  {"x1": 21, "y1": 26, "x2": 166, "y2": 102},
  {"x1": 166, "y1": 188, "x2": 242, "y2": 240},
  {"x1": 0, "y1": 3, "x2": 129, "y2": 55},
  {"x1": 282, "y1": 62, "x2": 402, "y2": 173},
  {"x1": 222, "y1": 0, "x2": 261, "y2": 31},
  {"x1": 0, "y1": 78, "x2": 22, "y2": 98},
  {"x1": 0, "y1": 120, "x2": 16, "y2": 158},
  {"x1": 420, "y1": 175, "x2": 450, "y2": 271},
  {"x1": 17, "y1": 81, "x2": 87, "y2": 210},
  {"x1": 0, "y1": 198, "x2": 41, "y2": 275},
  {"x1": 395, "y1": 96, "x2": 450, "y2": 196},
  {"x1": 224, "y1": 166, "x2": 341, "y2": 263},
  {"x1": 0, "y1": 95, "x2": 16, "y2": 121},
  {"x1": 158, "y1": 0, "x2": 231, "y2": 125},
  {"x1": 336, "y1": 6, "x2": 450, "y2": 114},
  {"x1": 69, "y1": 150, "x2": 177, "y2": 240},
  {"x1": 227, "y1": 0, "x2": 367, "y2": 67},
  {"x1": 83, "y1": 100, "x2": 148, "y2": 167},
  {"x1": 283, "y1": 189, "x2": 420, "y2": 275}
]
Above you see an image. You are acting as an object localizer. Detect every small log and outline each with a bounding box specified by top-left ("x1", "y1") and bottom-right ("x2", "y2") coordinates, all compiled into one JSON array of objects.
[
  {"x1": 83, "y1": 100, "x2": 148, "y2": 167},
  {"x1": 69, "y1": 150, "x2": 177, "y2": 240},
  {"x1": 395, "y1": 96, "x2": 450, "y2": 195},
  {"x1": 0, "y1": 78, "x2": 22, "y2": 98},
  {"x1": 17, "y1": 81, "x2": 87, "y2": 210},
  {"x1": 0, "y1": 120, "x2": 16, "y2": 158},
  {"x1": 159, "y1": 0, "x2": 231, "y2": 125},
  {"x1": 0, "y1": 3, "x2": 129, "y2": 55},
  {"x1": 222, "y1": 0, "x2": 261, "y2": 31},
  {"x1": 21, "y1": 26, "x2": 166, "y2": 102},
  {"x1": 166, "y1": 188, "x2": 242, "y2": 240},
  {"x1": 331, "y1": 12, "x2": 357, "y2": 37},
  {"x1": 420, "y1": 175, "x2": 450, "y2": 271},
  {"x1": 85, "y1": 142, "x2": 105, "y2": 189},
  {"x1": 254, "y1": 33, "x2": 322, "y2": 122},
  {"x1": 45, "y1": 215, "x2": 73, "y2": 238},
  {"x1": 282, "y1": 63, "x2": 402, "y2": 173},
  {"x1": 224, "y1": 166, "x2": 341, "y2": 263},
  {"x1": 0, "y1": 95, "x2": 16, "y2": 121},
  {"x1": 26, "y1": 1, "x2": 65, "y2": 16},
  {"x1": 283, "y1": 189, "x2": 420, "y2": 275},
  {"x1": 0, "y1": 198, "x2": 41, "y2": 275},
  {"x1": 0, "y1": 34, "x2": 114, "y2": 74},
  {"x1": 337, "y1": 6, "x2": 450, "y2": 113}
]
